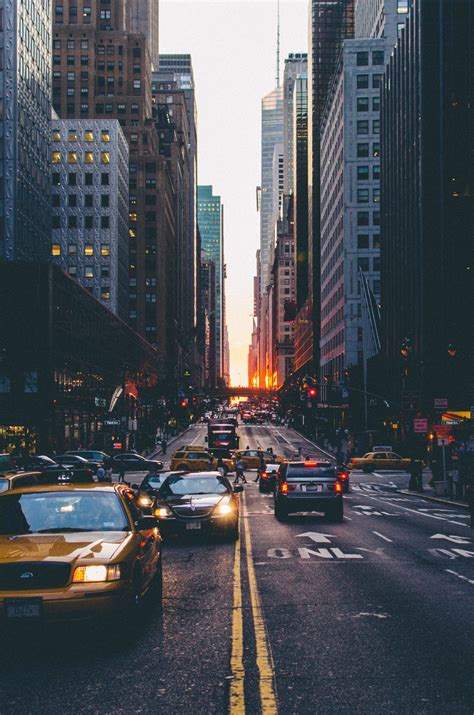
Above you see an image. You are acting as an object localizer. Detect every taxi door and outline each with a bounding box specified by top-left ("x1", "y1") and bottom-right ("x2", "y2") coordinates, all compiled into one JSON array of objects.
[{"x1": 188, "y1": 451, "x2": 213, "y2": 471}]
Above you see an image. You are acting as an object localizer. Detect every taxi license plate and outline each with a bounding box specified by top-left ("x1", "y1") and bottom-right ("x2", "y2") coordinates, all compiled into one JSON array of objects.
[
  {"x1": 5, "y1": 598, "x2": 42, "y2": 619},
  {"x1": 304, "y1": 484, "x2": 322, "y2": 492},
  {"x1": 186, "y1": 521, "x2": 201, "y2": 530}
]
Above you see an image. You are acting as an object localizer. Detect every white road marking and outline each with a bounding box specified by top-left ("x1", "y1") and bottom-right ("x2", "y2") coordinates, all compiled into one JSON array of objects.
[
  {"x1": 295, "y1": 531, "x2": 335, "y2": 544},
  {"x1": 430, "y1": 534, "x2": 472, "y2": 544},
  {"x1": 373, "y1": 531, "x2": 393, "y2": 543},
  {"x1": 344, "y1": 516, "x2": 353, "y2": 521},
  {"x1": 359, "y1": 494, "x2": 469, "y2": 528},
  {"x1": 353, "y1": 612, "x2": 389, "y2": 619},
  {"x1": 445, "y1": 569, "x2": 474, "y2": 585}
]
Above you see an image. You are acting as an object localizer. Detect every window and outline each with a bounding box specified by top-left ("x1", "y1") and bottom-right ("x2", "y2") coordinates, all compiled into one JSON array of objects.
[
  {"x1": 68, "y1": 173, "x2": 77, "y2": 186},
  {"x1": 373, "y1": 234, "x2": 381, "y2": 248},
  {"x1": 84, "y1": 130, "x2": 94, "y2": 141},
  {"x1": 357, "y1": 74, "x2": 369, "y2": 89},
  {"x1": 131, "y1": 103, "x2": 139, "y2": 114},
  {"x1": 357, "y1": 166, "x2": 369, "y2": 180},
  {"x1": 68, "y1": 266, "x2": 77, "y2": 276},
  {"x1": 101, "y1": 173, "x2": 109, "y2": 186},
  {"x1": 357, "y1": 212, "x2": 369, "y2": 226},
  {"x1": 84, "y1": 194, "x2": 94, "y2": 208},
  {"x1": 52, "y1": 131, "x2": 61, "y2": 142},
  {"x1": 68, "y1": 244, "x2": 77, "y2": 255},
  {"x1": 84, "y1": 216, "x2": 93, "y2": 229},
  {"x1": 356, "y1": 52, "x2": 369, "y2": 66},
  {"x1": 52, "y1": 173, "x2": 61, "y2": 187},
  {"x1": 67, "y1": 151, "x2": 78, "y2": 164},
  {"x1": 372, "y1": 50, "x2": 384, "y2": 65},
  {"x1": 52, "y1": 151, "x2": 61, "y2": 163},
  {"x1": 68, "y1": 215, "x2": 78, "y2": 229},
  {"x1": 372, "y1": 96, "x2": 380, "y2": 111},
  {"x1": 133, "y1": 80, "x2": 141, "y2": 92},
  {"x1": 357, "y1": 143, "x2": 369, "y2": 158},
  {"x1": 372, "y1": 74, "x2": 382, "y2": 88},
  {"x1": 51, "y1": 244, "x2": 61, "y2": 256},
  {"x1": 84, "y1": 173, "x2": 93, "y2": 186},
  {"x1": 101, "y1": 216, "x2": 110, "y2": 229},
  {"x1": 357, "y1": 97, "x2": 369, "y2": 112},
  {"x1": 373, "y1": 188, "x2": 380, "y2": 203},
  {"x1": 357, "y1": 234, "x2": 369, "y2": 249},
  {"x1": 68, "y1": 194, "x2": 77, "y2": 207},
  {"x1": 117, "y1": 104, "x2": 126, "y2": 113},
  {"x1": 101, "y1": 131, "x2": 110, "y2": 142},
  {"x1": 373, "y1": 211, "x2": 380, "y2": 226},
  {"x1": 357, "y1": 188, "x2": 369, "y2": 203},
  {"x1": 101, "y1": 152, "x2": 110, "y2": 164},
  {"x1": 85, "y1": 267, "x2": 94, "y2": 279},
  {"x1": 372, "y1": 164, "x2": 380, "y2": 180},
  {"x1": 52, "y1": 194, "x2": 60, "y2": 208},
  {"x1": 84, "y1": 245, "x2": 94, "y2": 256},
  {"x1": 101, "y1": 195, "x2": 110, "y2": 208},
  {"x1": 68, "y1": 131, "x2": 77, "y2": 142},
  {"x1": 373, "y1": 119, "x2": 380, "y2": 134},
  {"x1": 372, "y1": 280, "x2": 381, "y2": 294},
  {"x1": 373, "y1": 257, "x2": 381, "y2": 272},
  {"x1": 357, "y1": 120, "x2": 369, "y2": 135},
  {"x1": 372, "y1": 143, "x2": 380, "y2": 157},
  {"x1": 52, "y1": 216, "x2": 61, "y2": 229},
  {"x1": 100, "y1": 245, "x2": 110, "y2": 256},
  {"x1": 101, "y1": 289, "x2": 110, "y2": 300},
  {"x1": 358, "y1": 258, "x2": 369, "y2": 272},
  {"x1": 84, "y1": 151, "x2": 94, "y2": 164}
]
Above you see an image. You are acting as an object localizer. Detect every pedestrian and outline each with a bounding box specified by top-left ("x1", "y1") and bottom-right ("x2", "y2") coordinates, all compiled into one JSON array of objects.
[
  {"x1": 408, "y1": 459, "x2": 418, "y2": 491},
  {"x1": 216, "y1": 454, "x2": 225, "y2": 477},
  {"x1": 235, "y1": 457, "x2": 247, "y2": 485},
  {"x1": 161, "y1": 438, "x2": 168, "y2": 455},
  {"x1": 118, "y1": 463, "x2": 125, "y2": 484},
  {"x1": 255, "y1": 453, "x2": 266, "y2": 483},
  {"x1": 96, "y1": 465, "x2": 106, "y2": 482}
]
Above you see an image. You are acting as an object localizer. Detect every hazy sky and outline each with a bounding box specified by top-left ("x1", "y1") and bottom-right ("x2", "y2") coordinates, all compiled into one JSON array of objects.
[{"x1": 160, "y1": 0, "x2": 307, "y2": 385}]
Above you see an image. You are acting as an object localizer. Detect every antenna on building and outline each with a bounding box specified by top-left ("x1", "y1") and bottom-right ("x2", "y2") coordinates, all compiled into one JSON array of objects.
[{"x1": 276, "y1": 0, "x2": 281, "y2": 87}]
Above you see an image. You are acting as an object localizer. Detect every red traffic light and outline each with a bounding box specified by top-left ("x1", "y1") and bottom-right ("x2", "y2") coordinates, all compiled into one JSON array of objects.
[
  {"x1": 308, "y1": 387, "x2": 317, "y2": 398},
  {"x1": 180, "y1": 400, "x2": 188, "y2": 408}
]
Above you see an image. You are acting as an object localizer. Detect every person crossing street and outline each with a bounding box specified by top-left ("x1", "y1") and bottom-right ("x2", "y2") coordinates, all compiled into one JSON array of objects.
[{"x1": 234, "y1": 457, "x2": 247, "y2": 485}]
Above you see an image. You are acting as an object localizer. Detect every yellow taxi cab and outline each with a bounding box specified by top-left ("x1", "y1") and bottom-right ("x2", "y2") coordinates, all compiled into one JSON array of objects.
[
  {"x1": 234, "y1": 449, "x2": 285, "y2": 470},
  {"x1": 0, "y1": 483, "x2": 162, "y2": 623},
  {"x1": 0, "y1": 471, "x2": 43, "y2": 493},
  {"x1": 170, "y1": 449, "x2": 235, "y2": 475},
  {"x1": 348, "y1": 451, "x2": 412, "y2": 472}
]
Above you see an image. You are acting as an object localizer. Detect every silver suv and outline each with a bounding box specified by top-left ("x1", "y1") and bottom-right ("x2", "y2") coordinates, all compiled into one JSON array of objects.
[{"x1": 274, "y1": 461, "x2": 344, "y2": 522}]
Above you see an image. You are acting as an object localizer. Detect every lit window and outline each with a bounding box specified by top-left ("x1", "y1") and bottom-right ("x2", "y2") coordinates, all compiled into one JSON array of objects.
[
  {"x1": 52, "y1": 131, "x2": 61, "y2": 142},
  {"x1": 100, "y1": 245, "x2": 110, "y2": 256},
  {"x1": 85, "y1": 267, "x2": 94, "y2": 278},
  {"x1": 101, "y1": 152, "x2": 110, "y2": 164},
  {"x1": 52, "y1": 151, "x2": 61, "y2": 163},
  {"x1": 84, "y1": 245, "x2": 94, "y2": 256},
  {"x1": 101, "y1": 131, "x2": 110, "y2": 142},
  {"x1": 51, "y1": 244, "x2": 61, "y2": 256},
  {"x1": 85, "y1": 152, "x2": 94, "y2": 164},
  {"x1": 68, "y1": 131, "x2": 77, "y2": 141},
  {"x1": 68, "y1": 266, "x2": 77, "y2": 276},
  {"x1": 84, "y1": 130, "x2": 94, "y2": 141},
  {"x1": 129, "y1": 212, "x2": 137, "y2": 222},
  {"x1": 101, "y1": 289, "x2": 110, "y2": 300},
  {"x1": 68, "y1": 151, "x2": 78, "y2": 164}
]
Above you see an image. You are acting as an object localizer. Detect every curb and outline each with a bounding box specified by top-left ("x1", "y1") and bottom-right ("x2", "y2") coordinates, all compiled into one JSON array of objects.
[{"x1": 399, "y1": 490, "x2": 469, "y2": 510}]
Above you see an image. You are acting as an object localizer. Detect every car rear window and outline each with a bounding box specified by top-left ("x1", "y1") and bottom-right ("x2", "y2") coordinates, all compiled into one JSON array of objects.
[
  {"x1": 0, "y1": 479, "x2": 9, "y2": 493},
  {"x1": 287, "y1": 466, "x2": 336, "y2": 479}
]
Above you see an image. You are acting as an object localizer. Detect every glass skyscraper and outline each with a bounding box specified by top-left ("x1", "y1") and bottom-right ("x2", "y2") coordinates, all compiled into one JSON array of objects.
[{"x1": 198, "y1": 186, "x2": 224, "y2": 382}]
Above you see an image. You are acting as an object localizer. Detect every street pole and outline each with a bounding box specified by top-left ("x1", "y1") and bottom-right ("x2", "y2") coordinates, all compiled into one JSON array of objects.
[{"x1": 442, "y1": 443, "x2": 447, "y2": 495}]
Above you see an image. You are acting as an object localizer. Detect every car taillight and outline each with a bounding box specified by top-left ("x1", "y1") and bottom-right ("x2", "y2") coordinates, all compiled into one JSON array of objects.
[
  {"x1": 351, "y1": 458, "x2": 356, "y2": 463},
  {"x1": 280, "y1": 482, "x2": 288, "y2": 493},
  {"x1": 339, "y1": 472, "x2": 348, "y2": 480},
  {"x1": 334, "y1": 481, "x2": 343, "y2": 493}
]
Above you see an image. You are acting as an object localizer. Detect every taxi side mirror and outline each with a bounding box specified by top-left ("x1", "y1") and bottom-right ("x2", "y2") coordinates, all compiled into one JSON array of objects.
[{"x1": 136, "y1": 515, "x2": 159, "y2": 530}]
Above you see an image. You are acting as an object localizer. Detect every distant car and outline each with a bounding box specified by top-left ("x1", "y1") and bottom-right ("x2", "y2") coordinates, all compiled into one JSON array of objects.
[
  {"x1": 153, "y1": 471, "x2": 242, "y2": 540},
  {"x1": 66, "y1": 450, "x2": 111, "y2": 470},
  {"x1": 258, "y1": 463, "x2": 280, "y2": 493},
  {"x1": 0, "y1": 471, "x2": 43, "y2": 493},
  {"x1": 110, "y1": 453, "x2": 163, "y2": 474},
  {"x1": 18, "y1": 455, "x2": 64, "y2": 472},
  {"x1": 0, "y1": 483, "x2": 163, "y2": 622},
  {"x1": 348, "y1": 451, "x2": 412, "y2": 473},
  {"x1": 274, "y1": 461, "x2": 344, "y2": 522},
  {"x1": 337, "y1": 466, "x2": 350, "y2": 493},
  {"x1": 55, "y1": 454, "x2": 92, "y2": 469},
  {"x1": 234, "y1": 449, "x2": 284, "y2": 470}
]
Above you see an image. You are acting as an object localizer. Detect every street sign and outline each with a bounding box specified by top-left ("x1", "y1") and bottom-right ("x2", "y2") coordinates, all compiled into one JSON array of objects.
[
  {"x1": 433, "y1": 424, "x2": 450, "y2": 436},
  {"x1": 413, "y1": 418, "x2": 428, "y2": 433},
  {"x1": 104, "y1": 419, "x2": 121, "y2": 426},
  {"x1": 438, "y1": 437, "x2": 450, "y2": 446},
  {"x1": 434, "y1": 398, "x2": 448, "y2": 409}
]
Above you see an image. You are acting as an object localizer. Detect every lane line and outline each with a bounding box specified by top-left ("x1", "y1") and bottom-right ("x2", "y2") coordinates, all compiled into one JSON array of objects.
[
  {"x1": 445, "y1": 569, "x2": 474, "y2": 586},
  {"x1": 373, "y1": 531, "x2": 394, "y2": 543},
  {"x1": 243, "y1": 491, "x2": 279, "y2": 715},
  {"x1": 360, "y1": 494, "x2": 468, "y2": 528},
  {"x1": 229, "y1": 515, "x2": 245, "y2": 715}
]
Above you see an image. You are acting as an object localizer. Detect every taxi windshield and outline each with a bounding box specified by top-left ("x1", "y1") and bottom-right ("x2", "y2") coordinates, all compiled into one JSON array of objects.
[
  {"x1": 0, "y1": 491, "x2": 129, "y2": 535},
  {"x1": 160, "y1": 476, "x2": 228, "y2": 497}
]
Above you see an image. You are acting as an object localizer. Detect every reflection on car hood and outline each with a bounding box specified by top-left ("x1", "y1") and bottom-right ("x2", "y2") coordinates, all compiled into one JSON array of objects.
[
  {"x1": 160, "y1": 493, "x2": 225, "y2": 518},
  {"x1": 0, "y1": 532, "x2": 129, "y2": 563}
]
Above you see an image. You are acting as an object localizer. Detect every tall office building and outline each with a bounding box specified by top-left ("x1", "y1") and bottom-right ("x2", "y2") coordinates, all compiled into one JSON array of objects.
[
  {"x1": 282, "y1": 53, "x2": 308, "y2": 196},
  {"x1": 381, "y1": 0, "x2": 473, "y2": 412},
  {"x1": 0, "y1": 0, "x2": 52, "y2": 262},
  {"x1": 293, "y1": 74, "x2": 309, "y2": 312},
  {"x1": 319, "y1": 40, "x2": 384, "y2": 390},
  {"x1": 50, "y1": 119, "x2": 129, "y2": 320},
  {"x1": 127, "y1": 0, "x2": 160, "y2": 70},
  {"x1": 198, "y1": 186, "x2": 225, "y2": 383},
  {"x1": 260, "y1": 86, "x2": 284, "y2": 295},
  {"x1": 354, "y1": 0, "x2": 410, "y2": 42}
]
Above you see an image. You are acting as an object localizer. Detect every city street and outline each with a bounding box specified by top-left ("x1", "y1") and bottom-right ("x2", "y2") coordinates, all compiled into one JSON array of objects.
[{"x1": 0, "y1": 424, "x2": 473, "y2": 714}]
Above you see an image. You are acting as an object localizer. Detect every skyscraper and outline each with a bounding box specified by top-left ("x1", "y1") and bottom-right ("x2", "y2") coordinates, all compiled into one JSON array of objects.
[
  {"x1": 0, "y1": 0, "x2": 52, "y2": 262},
  {"x1": 198, "y1": 186, "x2": 225, "y2": 383},
  {"x1": 127, "y1": 0, "x2": 160, "y2": 70},
  {"x1": 282, "y1": 53, "x2": 308, "y2": 196}
]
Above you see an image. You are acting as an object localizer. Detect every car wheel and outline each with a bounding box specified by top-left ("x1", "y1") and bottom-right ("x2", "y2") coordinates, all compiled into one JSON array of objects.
[
  {"x1": 274, "y1": 501, "x2": 288, "y2": 522},
  {"x1": 326, "y1": 502, "x2": 344, "y2": 523}
]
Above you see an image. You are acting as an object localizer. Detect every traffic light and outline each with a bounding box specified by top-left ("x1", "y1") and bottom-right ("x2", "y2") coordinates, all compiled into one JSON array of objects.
[
  {"x1": 307, "y1": 387, "x2": 317, "y2": 398},
  {"x1": 180, "y1": 399, "x2": 188, "y2": 409}
]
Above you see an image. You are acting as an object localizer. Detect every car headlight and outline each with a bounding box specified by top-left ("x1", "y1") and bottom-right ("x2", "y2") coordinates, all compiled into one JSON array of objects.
[
  {"x1": 154, "y1": 506, "x2": 172, "y2": 518},
  {"x1": 72, "y1": 564, "x2": 121, "y2": 583},
  {"x1": 137, "y1": 495, "x2": 153, "y2": 508},
  {"x1": 214, "y1": 496, "x2": 234, "y2": 516}
]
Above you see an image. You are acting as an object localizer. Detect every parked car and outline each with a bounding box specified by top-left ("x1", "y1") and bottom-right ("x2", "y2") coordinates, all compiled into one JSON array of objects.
[{"x1": 65, "y1": 450, "x2": 111, "y2": 470}]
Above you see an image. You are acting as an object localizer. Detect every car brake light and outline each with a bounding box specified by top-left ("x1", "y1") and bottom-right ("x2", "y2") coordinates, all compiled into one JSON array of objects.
[
  {"x1": 351, "y1": 458, "x2": 356, "y2": 463},
  {"x1": 339, "y1": 472, "x2": 348, "y2": 480},
  {"x1": 304, "y1": 461, "x2": 318, "y2": 467},
  {"x1": 334, "y1": 481, "x2": 343, "y2": 493},
  {"x1": 281, "y1": 482, "x2": 288, "y2": 493}
]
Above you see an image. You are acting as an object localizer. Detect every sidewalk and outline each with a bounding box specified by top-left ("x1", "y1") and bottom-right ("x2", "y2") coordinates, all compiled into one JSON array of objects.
[
  {"x1": 146, "y1": 424, "x2": 193, "y2": 459},
  {"x1": 400, "y1": 484, "x2": 469, "y2": 510}
]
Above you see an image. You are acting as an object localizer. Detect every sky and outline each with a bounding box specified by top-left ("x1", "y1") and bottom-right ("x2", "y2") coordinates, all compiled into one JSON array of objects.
[{"x1": 160, "y1": 0, "x2": 308, "y2": 386}]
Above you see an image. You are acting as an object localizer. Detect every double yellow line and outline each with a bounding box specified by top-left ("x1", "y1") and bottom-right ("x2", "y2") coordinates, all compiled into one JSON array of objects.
[{"x1": 229, "y1": 493, "x2": 278, "y2": 715}]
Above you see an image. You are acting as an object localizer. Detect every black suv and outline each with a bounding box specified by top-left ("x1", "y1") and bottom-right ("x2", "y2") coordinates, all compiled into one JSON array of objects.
[{"x1": 274, "y1": 461, "x2": 344, "y2": 522}]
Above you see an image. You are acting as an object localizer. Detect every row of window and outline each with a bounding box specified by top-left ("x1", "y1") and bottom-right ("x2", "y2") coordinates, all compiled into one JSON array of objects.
[
  {"x1": 357, "y1": 234, "x2": 381, "y2": 250},
  {"x1": 52, "y1": 172, "x2": 110, "y2": 187},
  {"x1": 357, "y1": 165, "x2": 379, "y2": 181},
  {"x1": 51, "y1": 243, "x2": 111, "y2": 257},
  {"x1": 52, "y1": 215, "x2": 111, "y2": 229},
  {"x1": 356, "y1": 73, "x2": 383, "y2": 89},
  {"x1": 357, "y1": 119, "x2": 380, "y2": 135},
  {"x1": 357, "y1": 142, "x2": 380, "y2": 158},
  {"x1": 55, "y1": 102, "x2": 141, "y2": 115},
  {"x1": 356, "y1": 50, "x2": 384, "y2": 67},
  {"x1": 52, "y1": 40, "x2": 140, "y2": 58},
  {"x1": 52, "y1": 193, "x2": 111, "y2": 208},
  {"x1": 356, "y1": 188, "x2": 380, "y2": 204},
  {"x1": 358, "y1": 256, "x2": 381, "y2": 272},
  {"x1": 357, "y1": 96, "x2": 380, "y2": 112},
  {"x1": 357, "y1": 211, "x2": 380, "y2": 227},
  {"x1": 52, "y1": 130, "x2": 110, "y2": 142},
  {"x1": 52, "y1": 151, "x2": 110, "y2": 164}
]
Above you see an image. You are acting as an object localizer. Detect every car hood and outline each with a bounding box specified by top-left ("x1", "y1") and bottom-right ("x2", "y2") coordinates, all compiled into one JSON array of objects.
[
  {"x1": 160, "y1": 493, "x2": 226, "y2": 518},
  {"x1": 0, "y1": 532, "x2": 130, "y2": 564}
]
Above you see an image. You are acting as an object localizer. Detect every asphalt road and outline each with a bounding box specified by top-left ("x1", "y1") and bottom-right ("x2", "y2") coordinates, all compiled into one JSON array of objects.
[{"x1": 0, "y1": 424, "x2": 473, "y2": 715}]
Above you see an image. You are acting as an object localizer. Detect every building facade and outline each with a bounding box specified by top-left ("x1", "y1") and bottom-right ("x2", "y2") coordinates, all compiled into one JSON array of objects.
[
  {"x1": 272, "y1": 196, "x2": 296, "y2": 388},
  {"x1": 319, "y1": 39, "x2": 384, "y2": 395},
  {"x1": 0, "y1": 0, "x2": 52, "y2": 262},
  {"x1": 51, "y1": 119, "x2": 129, "y2": 320},
  {"x1": 283, "y1": 53, "x2": 308, "y2": 196},
  {"x1": 354, "y1": 0, "x2": 410, "y2": 42},
  {"x1": 198, "y1": 186, "x2": 224, "y2": 383},
  {"x1": 127, "y1": 0, "x2": 160, "y2": 70},
  {"x1": 381, "y1": 0, "x2": 474, "y2": 413}
]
